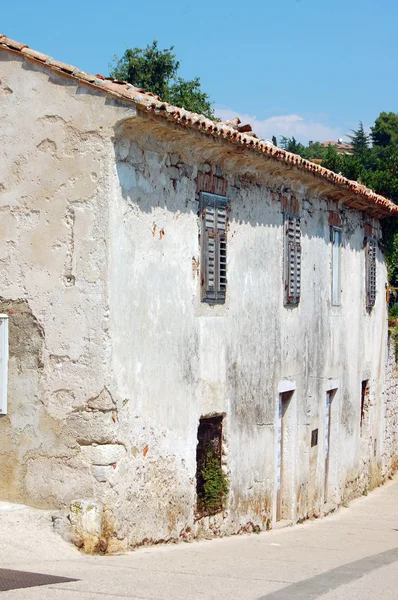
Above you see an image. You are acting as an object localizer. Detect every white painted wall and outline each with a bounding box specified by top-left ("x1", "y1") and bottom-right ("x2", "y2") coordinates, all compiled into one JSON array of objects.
[{"x1": 107, "y1": 118, "x2": 391, "y2": 544}]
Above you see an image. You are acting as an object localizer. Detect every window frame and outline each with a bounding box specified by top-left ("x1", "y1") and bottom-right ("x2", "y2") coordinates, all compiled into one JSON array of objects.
[
  {"x1": 331, "y1": 226, "x2": 342, "y2": 306},
  {"x1": 360, "y1": 379, "x2": 369, "y2": 432},
  {"x1": 283, "y1": 213, "x2": 301, "y2": 306},
  {"x1": 200, "y1": 192, "x2": 228, "y2": 305},
  {"x1": 196, "y1": 415, "x2": 225, "y2": 516}
]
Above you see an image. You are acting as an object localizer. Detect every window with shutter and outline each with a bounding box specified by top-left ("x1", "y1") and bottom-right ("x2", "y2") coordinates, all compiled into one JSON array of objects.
[
  {"x1": 284, "y1": 214, "x2": 301, "y2": 305},
  {"x1": 331, "y1": 227, "x2": 342, "y2": 306},
  {"x1": 366, "y1": 238, "x2": 376, "y2": 308},
  {"x1": 200, "y1": 192, "x2": 228, "y2": 304}
]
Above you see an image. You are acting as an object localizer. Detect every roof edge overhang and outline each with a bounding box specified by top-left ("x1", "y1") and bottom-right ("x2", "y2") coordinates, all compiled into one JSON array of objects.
[{"x1": 1, "y1": 34, "x2": 397, "y2": 220}]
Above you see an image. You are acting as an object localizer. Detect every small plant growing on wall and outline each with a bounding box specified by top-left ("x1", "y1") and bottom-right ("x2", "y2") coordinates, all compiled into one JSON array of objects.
[
  {"x1": 388, "y1": 301, "x2": 398, "y2": 358},
  {"x1": 196, "y1": 416, "x2": 229, "y2": 516},
  {"x1": 198, "y1": 446, "x2": 229, "y2": 514}
]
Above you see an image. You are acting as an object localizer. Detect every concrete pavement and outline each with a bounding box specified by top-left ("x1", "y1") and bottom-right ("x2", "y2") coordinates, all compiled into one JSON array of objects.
[{"x1": 0, "y1": 477, "x2": 398, "y2": 599}]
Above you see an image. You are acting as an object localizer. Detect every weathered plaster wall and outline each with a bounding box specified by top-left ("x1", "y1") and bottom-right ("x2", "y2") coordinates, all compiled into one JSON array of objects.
[
  {"x1": 381, "y1": 337, "x2": 398, "y2": 479},
  {"x1": 0, "y1": 52, "x2": 134, "y2": 508},
  {"x1": 1, "y1": 52, "x2": 396, "y2": 552},
  {"x1": 105, "y1": 116, "x2": 392, "y2": 548}
]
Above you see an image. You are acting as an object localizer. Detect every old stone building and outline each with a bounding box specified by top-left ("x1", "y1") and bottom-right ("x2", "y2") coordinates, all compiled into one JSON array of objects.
[{"x1": 0, "y1": 35, "x2": 397, "y2": 551}]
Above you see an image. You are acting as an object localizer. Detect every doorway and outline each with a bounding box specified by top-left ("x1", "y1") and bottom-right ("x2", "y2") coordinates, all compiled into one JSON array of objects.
[
  {"x1": 196, "y1": 415, "x2": 227, "y2": 516},
  {"x1": 324, "y1": 391, "x2": 333, "y2": 502},
  {"x1": 276, "y1": 391, "x2": 293, "y2": 521}
]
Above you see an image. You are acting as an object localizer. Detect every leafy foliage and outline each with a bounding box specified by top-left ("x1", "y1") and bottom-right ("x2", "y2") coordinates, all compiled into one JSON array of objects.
[
  {"x1": 167, "y1": 77, "x2": 215, "y2": 117},
  {"x1": 301, "y1": 141, "x2": 328, "y2": 160},
  {"x1": 347, "y1": 121, "x2": 370, "y2": 158},
  {"x1": 388, "y1": 302, "x2": 398, "y2": 358},
  {"x1": 280, "y1": 136, "x2": 306, "y2": 156},
  {"x1": 197, "y1": 446, "x2": 229, "y2": 514},
  {"x1": 371, "y1": 112, "x2": 398, "y2": 148},
  {"x1": 382, "y1": 217, "x2": 398, "y2": 285},
  {"x1": 389, "y1": 302, "x2": 398, "y2": 320},
  {"x1": 278, "y1": 137, "x2": 328, "y2": 160},
  {"x1": 109, "y1": 40, "x2": 215, "y2": 119},
  {"x1": 321, "y1": 144, "x2": 343, "y2": 173}
]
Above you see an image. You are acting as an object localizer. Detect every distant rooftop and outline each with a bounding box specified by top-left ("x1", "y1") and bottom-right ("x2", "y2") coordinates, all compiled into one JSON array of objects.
[{"x1": 320, "y1": 140, "x2": 354, "y2": 155}]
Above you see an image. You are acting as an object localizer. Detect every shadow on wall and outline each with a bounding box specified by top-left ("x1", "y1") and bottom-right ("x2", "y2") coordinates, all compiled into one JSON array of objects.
[
  {"x1": 113, "y1": 118, "x2": 382, "y2": 259},
  {"x1": 0, "y1": 299, "x2": 44, "y2": 503},
  {"x1": 0, "y1": 299, "x2": 44, "y2": 372}
]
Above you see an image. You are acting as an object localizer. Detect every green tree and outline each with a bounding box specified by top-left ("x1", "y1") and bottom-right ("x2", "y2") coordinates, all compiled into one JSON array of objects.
[
  {"x1": 279, "y1": 136, "x2": 289, "y2": 150},
  {"x1": 371, "y1": 112, "x2": 398, "y2": 147},
  {"x1": 110, "y1": 40, "x2": 215, "y2": 119},
  {"x1": 372, "y1": 144, "x2": 398, "y2": 288},
  {"x1": 167, "y1": 77, "x2": 214, "y2": 117},
  {"x1": 382, "y1": 218, "x2": 398, "y2": 287},
  {"x1": 321, "y1": 144, "x2": 343, "y2": 173},
  {"x1": 368, "y1": 145, "x2": 398, "y2": 202},
  {"x1": 347, "y1": 121, "x2": 370, "y2": 159},
  {"x1": 301, "y1": 142, "x2": 327, "y2": 161},
  {"x1": 280, "y1": 136, "x2": 306, "y2": 155},
  {"x1": 278, "y1": 137, "x2": 327, "y2": 160},
  {"x1": 339, "y1": 154, "x2": 366, "y2": 182}
]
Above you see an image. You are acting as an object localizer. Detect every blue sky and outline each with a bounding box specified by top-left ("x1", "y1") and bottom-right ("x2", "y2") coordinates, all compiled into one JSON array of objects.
[{"x1": 2, "y1": 0, "x2": 397, "y2": 143}]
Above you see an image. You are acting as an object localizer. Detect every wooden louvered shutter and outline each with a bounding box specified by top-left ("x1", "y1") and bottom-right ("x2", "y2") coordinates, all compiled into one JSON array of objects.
[
  {"x1": 201, "y1": 193, "x2": 228, "y2": 304},
  {"x1": 217, "y1": 203, "x2": 227, "y2": 298},
  {"x1": 284, "y1": 215, "x2": 301, "y2": 305},
  {"x1": 331, "y1": 227, "x2": 342, "y2": 306},
  {"x1": 204, "y1": 199, "x2": 217, "y2": 301},
  {"x1": 366, "y1": 238, "x2": 376, "y2": 308}
]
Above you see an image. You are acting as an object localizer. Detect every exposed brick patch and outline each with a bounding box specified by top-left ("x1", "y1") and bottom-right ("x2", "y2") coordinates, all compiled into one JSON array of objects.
[
  {"x1": 364, "y1": 223, "x2": 373, "y2": 238},
  {"x1": 196, "y1": 171, "x2": 228, "y2": 199},
  {"x1": 280, "y1": 195, "x2": 299, "y2": 215},
  {"x1": 329, "y1": 212, "x2": 342, "y2": 227}
]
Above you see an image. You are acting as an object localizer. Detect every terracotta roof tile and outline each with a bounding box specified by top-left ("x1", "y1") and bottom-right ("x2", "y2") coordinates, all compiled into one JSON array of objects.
[
  {"x1": 70, "y1": 70, "x2": 97, "y2": 83},
  {"x1": 0, "y1": 33, "x2": 397, "y2": 218},
  {"x1": 47, "y1": 59, "x2": 78, "y2": 75},
  {"x1": 21, "y1": 47, "x2": 50, "y2": 62},
  {"x1": 0, "y1": 36, "x2": 27, "y2": 51}
]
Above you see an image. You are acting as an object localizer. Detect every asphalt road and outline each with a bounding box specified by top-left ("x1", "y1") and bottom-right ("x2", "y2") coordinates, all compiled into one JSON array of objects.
[{"x1": 0, "y1": 476, "x2": 397, "y2": 599}]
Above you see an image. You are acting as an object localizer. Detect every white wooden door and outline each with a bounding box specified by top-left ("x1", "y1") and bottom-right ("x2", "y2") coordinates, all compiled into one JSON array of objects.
[
  {"x1": 276, "y1": 395, "x2": 283, "y2": 521},
  {"x1": 324, "y1": 392, "x2": 332, "y2": 501}
]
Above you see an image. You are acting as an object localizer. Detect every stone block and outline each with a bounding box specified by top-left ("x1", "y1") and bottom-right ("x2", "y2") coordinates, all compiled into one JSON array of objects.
[
  {"x1": 68, "y1": 411, "x2": 119, "y2": 445},
  {"x1": 81, "y1": 444, "x2": 125, "y2": 465},
  {"x1": 25, "y1": 457, "x2": 93, "y2": 507},
  {"x1": 69, "y1": 499, "x2": 104, "y2": 553},
  {"x1": 167, "y1": 166, "x2": 179, "y2": 179},
  {"x1": 87, "y1": 388, "x2": 115, "y2": 411},
  {"x1": 169, "y1": 153, "x2": 179, "y2": 166},
  {"x1": 91, "y1": 465, "x2": 113, "y2": 482},
  {"x1": 117, "y1": 138, "x2": 130, "y2": 161}
]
